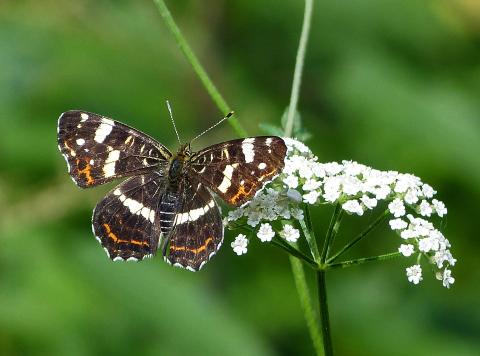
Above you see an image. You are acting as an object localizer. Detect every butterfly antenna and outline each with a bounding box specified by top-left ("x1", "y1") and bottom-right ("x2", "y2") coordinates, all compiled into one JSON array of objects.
[
  {"x1": 166, "y1": 100, "x2": 182, "y2": 145},
  {"x1": 190, "y1": 111, "x2": 234, "y2": 144}
]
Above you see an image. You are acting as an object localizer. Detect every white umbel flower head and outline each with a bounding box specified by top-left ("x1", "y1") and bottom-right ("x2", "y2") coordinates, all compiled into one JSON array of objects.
[
  {"x1": 226, "y1": 138, "x2": 454, "y2": 287},
  {"x1": 231, "y1": 234, "x2": 248, "y2": 255}
]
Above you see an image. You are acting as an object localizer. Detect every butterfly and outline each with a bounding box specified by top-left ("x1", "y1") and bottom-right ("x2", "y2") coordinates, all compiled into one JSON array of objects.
[{"x1": 57, "y1": 110, "x2": 287, "y2": 271}]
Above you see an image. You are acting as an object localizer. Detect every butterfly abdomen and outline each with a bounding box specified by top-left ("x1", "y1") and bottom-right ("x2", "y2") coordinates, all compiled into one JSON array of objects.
[{"x1": 159, "y1": 191, "x2": 178, "y2": 235}]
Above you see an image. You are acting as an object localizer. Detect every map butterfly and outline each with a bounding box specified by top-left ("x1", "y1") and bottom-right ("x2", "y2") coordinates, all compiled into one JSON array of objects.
[{"x1": 57, "y1": 110, "x2": 287, "y2": 271}]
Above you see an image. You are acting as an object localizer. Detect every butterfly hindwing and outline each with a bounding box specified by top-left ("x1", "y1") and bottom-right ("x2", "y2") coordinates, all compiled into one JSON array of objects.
[
  {"x1": 57, "y1": 110, "x2": 171, "y2": 187},
  {"x1": 92, "y1": 172, "x2": 166, "y2": 261},
  {"x1": 164, "y1": 179, "x2": 223, "y2": 271},
  {"x1": 189, "y1": 136, "x2": 287, "y2": 206}
]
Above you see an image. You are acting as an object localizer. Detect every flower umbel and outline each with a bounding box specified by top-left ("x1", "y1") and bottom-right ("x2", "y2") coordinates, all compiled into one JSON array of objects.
[{"x1": 227, "y1": 138, "x2": 455, "y2": 288}]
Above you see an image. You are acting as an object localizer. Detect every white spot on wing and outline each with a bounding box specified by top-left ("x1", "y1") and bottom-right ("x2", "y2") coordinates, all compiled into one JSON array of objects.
[
  {"x1": 218, "y1": 163, "x2": 238, "y2": 193},
  {"x1": 94, "y1": 119, "x2": 114, "y2": 143},
  {"x1": 266, "y1": 137, "x2": 272, "y2": 146},
  {"x1": 174, "y1": 199, "x2": 215, "y2": 225},
  {"x1": 258, "y1": 162, "x2": 267, "y2": 170},
  {"x1": 103, "y1": 150, "x2": 120, "y2": 178},
  {"x1": 118, "y1": 194, "x2": 155, "y2": 223},
  {"x1": 81, "y1": 113, "x2": 89, "y2": 122},
  {"x1": 113, "y1": 256, "x2": 124, "y2": 262},
  {"x1": 242, "y1": 138, "x2": 255, "y2": 163}
]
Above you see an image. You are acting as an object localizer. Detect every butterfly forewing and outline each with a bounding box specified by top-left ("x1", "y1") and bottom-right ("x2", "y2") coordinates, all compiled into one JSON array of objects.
[
  {"x1": 189, "y1": 136, "x2": 287, "y2": 206},
  {"x1": 58, "y1": 110, "x2": 171, "y2": 187},
  {"x1": 164, "y1": 179, "x2": 223, "y2": 271},
  {"x1": 92, "y1": 172, "x2": 166, "y2": 261}
]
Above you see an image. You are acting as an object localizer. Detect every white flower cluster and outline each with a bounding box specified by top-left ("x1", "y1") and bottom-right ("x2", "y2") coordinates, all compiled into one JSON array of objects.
[{"x1": 227, "y1": 138, "x2": 455, "y2": 288}]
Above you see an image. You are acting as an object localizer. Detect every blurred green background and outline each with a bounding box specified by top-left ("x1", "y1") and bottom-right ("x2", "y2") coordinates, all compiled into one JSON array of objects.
[{"x1": 1, "y1": 0, "x2": 479, "y2": 355}]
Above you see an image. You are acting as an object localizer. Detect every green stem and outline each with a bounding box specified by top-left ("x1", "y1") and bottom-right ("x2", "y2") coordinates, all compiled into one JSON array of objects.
[
  {"x1": 327, "y1": 252, "x2": 402, "y2": 270},
  {"x1": 290, "y1": 257, "x2": 325, "y2": 356},
  {"x1": 327, "y1": 210, "x2": 389, "y2": 264},
  {"x1": 304, "y1": 205, "x2": 321, "y2": 262},
  {"x1": 153, "y1": 0, "x2": 247, "y2": 137},
  {"x1": 317, "y1": 270, "x2": 333, "y2": 356},
  {"x1": 320, "y1": 204, "x2": 343, "y2": 264},
  {"x1": 284, "y1": 0, "x2": 314, "y2": 137},
  {"x1": 300, "y1": 216, "x2": 320, "y2": 263},
  {"x1": 271, "y1": 238, "x2": 318, "y2": 269}
]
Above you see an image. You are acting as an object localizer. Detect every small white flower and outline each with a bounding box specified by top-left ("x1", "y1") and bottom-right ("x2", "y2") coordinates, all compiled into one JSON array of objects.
[
  {"x1": 283, "y1": 175, "x2": 299, "y2": 189},
  {"x1": 342, "y1": 175, "x2": 362, "y2": 196},
  {"x1": 406, "y1": 265, "x2": 423, "y2": 284},
  {"x1": 436, "y1": 269, "x2": 455, "y2": 288},
  {"x1": 398, "y1": 244, "x2": 414, "y2": 257},
  {"x1": 303, "y1": 190, "x2": 321, "y2": 204},
  {"x1": 400, "y1": 229, "x2": 415, "y2": 239},
  {"x1": 418, "y1": 237, "x2": 434, "y2": 252},
  {"x1": 360, "y1": 195, "x2": 377, "y2": 209},
  {"x1": 404, "y1": 189, "x2": 419, "y2": 204},
  {"x1": 432, "y1": 199, "x2": 447, "y2": 217},
  {"x1": 281, "y1": 224, "x2": 300, "y2": 243},
  {"x1": 373, "y1": 185, "x2": 391, "y2": 200},
  {"x1": 257, "y1": 223, "x2": 275, "y2": 242},
  {"x1": 303, "y1": 179, "x2": 322, "y2": 191},
  {"x1": 388, "y1": 198, "x2": 405, "y2": 217},
  {"x1": 419, "y1": 200, "x2": 432, "y2": 217},
  {"x1": 231, "y1": 234, "x2": 248, "y2": 255},
  {"x1": 422, "y1": 184, "x2": 436, "y2": 198},
  {"x1": 342, "y1": 200, "x2": 364, "y2": 216},
  {"x1": 389, "y1": 218, "x2": 408, "y2": 230}
]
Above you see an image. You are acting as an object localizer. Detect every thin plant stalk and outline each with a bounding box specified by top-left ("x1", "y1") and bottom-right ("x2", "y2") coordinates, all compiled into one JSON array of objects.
[
  {"x1": 290, "y1": 257, "x2": 325, "y2": 356},
  {"x1": 153, "y1": 0, "x2": 247, "y2": 137},
  {"x1": 284, "y1": 0, "x2": 314, "y2": 137},
  {"x1": 327, "y1": 252, "x2": 401, "y2": 270}
]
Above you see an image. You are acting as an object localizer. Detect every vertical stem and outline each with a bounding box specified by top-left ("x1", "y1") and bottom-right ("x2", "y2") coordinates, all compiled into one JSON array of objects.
[
  {"x1": 290, "y1": 257, "x2": 325, "y2": 356},
  {"x1": 317, "y1": 270, "x2": 333, "y2": 356},
  {"x1": 153, "y1": 0, "x2": 247, "y2": 137},
  {"x1": 284, "y1": 0, "x2": 314, "y2": 137}
]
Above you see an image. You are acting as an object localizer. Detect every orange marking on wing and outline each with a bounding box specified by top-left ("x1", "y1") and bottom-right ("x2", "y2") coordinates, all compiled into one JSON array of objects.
[
  {"x1": 76, "y1": 158, "x2": 95, "y2": 185},
  {"x1": 103, "y1": 224, "x2": 149, "y2": 247},
  {"x1": 170, "y1": 237, "x2": 214, "y2": 254},
  {"x1": 258, "y1": 168, "x2": 277, "y2": 181},
  {"x1": 229, "y1": 185, "x2": 254, "y2": 205}
]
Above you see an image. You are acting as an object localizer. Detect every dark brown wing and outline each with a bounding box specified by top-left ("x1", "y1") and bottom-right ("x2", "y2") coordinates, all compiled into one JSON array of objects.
[
  {"x1": 57, "y1": 110, "x2": 171, "y2": 187},
  {"x1": 163, "y1": 179, "x2": 223, "y2": 271},
  {"x1": 188, "y1": 136, "x2": 286, "y2": 206},
  {"x1": 92, "y1": 172, "x2": 166, "y2": 261}
]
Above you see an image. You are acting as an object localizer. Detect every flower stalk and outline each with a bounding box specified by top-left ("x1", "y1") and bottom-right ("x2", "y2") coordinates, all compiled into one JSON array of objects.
[{"x1": 153, "y1": 0, "x2": 247, "y2": 137}]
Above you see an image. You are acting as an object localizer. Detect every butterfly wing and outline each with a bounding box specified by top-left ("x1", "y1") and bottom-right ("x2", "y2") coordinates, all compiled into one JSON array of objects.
[
  {"x1": 189, "y1": 136, "x2": 287, "y2": 206},
  {"x1": 92, "y1": 172, "x2": 167, "y2": 261},
  {"x1": 57, "y1": 110, "x2": 172, "y2": 187},
  {"x1": 163, "y1": 178, "x2": 223, "y2": 271}
]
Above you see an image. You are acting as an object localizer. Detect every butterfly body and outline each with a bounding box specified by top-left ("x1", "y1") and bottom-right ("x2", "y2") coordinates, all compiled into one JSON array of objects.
[{"x1": 58, "y1": 110, "x2": 286, "y2": 271}]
